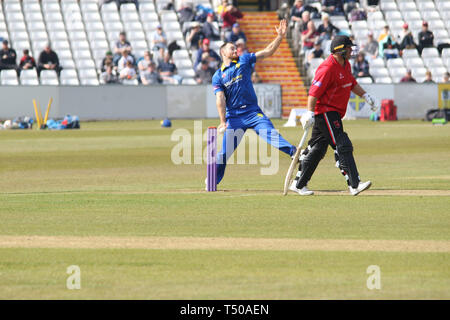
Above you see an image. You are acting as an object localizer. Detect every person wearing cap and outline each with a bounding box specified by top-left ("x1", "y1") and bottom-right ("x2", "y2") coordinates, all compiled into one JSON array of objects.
[
  {"x1": 101, "y1": 51, "x2": 114, "y2": 72},
  {"x1": 151, "y1": 25, "x2": 168, "y2": 59},
  {"x1": 0, "y1": 40, "x2": 20, "y2": 75},
  {"x1": 398, "y1": 23, "x2": 416, "y2": 51},
  {"x1": 361, "y1": 31, "x2": 378, "y2": 60},
  {"x1": 211, "y1": 19, "x2": 297, "y2": 187},
  {"x1": 290, "y1": 35, "x2": 378, "y2": 196},
  {"x1": 187, "y1": 21, "x2": 206, "y2": 50},
  {"x1": 226, "y1": 23, "x2": 247, "y2": 44},
  {"x1": 202, "y1": 13, "x2": 221, "y2": 41},
  {"x1": 418, "y1": 21, "x2": 434, "y2": 55},
  {"x1": 194, "y1": 38, "x2": 221, "y2": 70}
]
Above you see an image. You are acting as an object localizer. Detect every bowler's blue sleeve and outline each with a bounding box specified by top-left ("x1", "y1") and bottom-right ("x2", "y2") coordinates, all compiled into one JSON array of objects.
[
  {"x1": 212, "y1": 71, "x2": 224, "y2": 94},
  {"x1": 240, "y1": 52, "x2": 256, "y2": 66}
]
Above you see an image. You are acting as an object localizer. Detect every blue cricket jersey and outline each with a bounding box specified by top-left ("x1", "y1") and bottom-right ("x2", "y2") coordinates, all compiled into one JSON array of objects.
[{"x1": 212, "y1": 53, "x2": 259, "y2": 117}]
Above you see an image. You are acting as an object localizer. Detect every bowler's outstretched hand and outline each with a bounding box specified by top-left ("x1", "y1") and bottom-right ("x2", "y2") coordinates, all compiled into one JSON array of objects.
[{"x1": 276, "y1": 19, "x2": 287, "y2": 37}]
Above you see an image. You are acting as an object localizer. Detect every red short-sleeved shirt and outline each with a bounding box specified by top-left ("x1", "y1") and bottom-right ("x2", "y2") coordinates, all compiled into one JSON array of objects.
[{"x1": 308, "y1": 55, "x2": 358, "y2": 118}]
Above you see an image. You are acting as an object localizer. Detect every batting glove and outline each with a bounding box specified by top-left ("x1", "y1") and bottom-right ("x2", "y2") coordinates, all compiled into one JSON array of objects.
[
  {"x1": 363, "y1": 93, "x2": 379, "y2": 112},
  {"x1": 300, "y1": 111, "x2": 315, "y2": 130}
]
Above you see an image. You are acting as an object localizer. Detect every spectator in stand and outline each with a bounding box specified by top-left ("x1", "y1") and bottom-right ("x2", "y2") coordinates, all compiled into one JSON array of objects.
[
  {"x1": 236, "y1": 38, "x2": 248, "y2": 56},
  {"x1": 383, "y1": 37, "x2": 399, "y2": 60},
  {"x1": 195, "y1": 60, "x2": 215, "y2": 84},
  {"x1": 301, "y1": 20, "x2": 318, "y2": 53},
  {"x1": 151, "y1": 25, "x2": 168, "y2": 59},
  {"x1": 101, "y1": 51, "x2": 114, "y2": 72},
  {"x1": 348, "y1": 6, "x2": 367, "y2": 22},
  {"x1": 221, "y1": 4, "x2": 243, "y2": 40},
  {"x1": 361, "y1": 31, "x2": 378, "y2": 60},
  {"x1": 187, "y1": 21, "x2": 205, "y2": 50},
  {"x1": 19, "y1": 49, "x2": 36, "y2": 71},
  {"x1": 141, "y1": 62, "x2": 162, "y2": 85},
  {"x1": 290, "y1": 0, "x2": 317, "y2": 25},
  {"x1": 343, "y1": 0, "x2": 359, "y2": 14},
  {"x1": 119, "y1": 60, "x2": 137, "y2": 82},
  {"x1": 194, "y1": 38, "x2": 221, "y2": 70},
  {"x1": 101, "y1": 63, "x2": 119, "y2": 84},
  {"x1": 378, "y1": 25, "x2": 390, "y2": 42},
  {"x1": 400, "y1": 69, "x2": 416, "y2": 82},
  {"x1": 306, "y1": 39, "x2": 324, "y2": 68},
  {"x1": 423, "y1": 70, "x2": 434, "y2": 83},
  {"x1": 418, "y1": 21, "x2": 434, "y2": 55},
  {"x1": 202, "y1": 13, "x2": 221, "y2": 41},
  {"x1": 117, "y1": 48, "x2": 135, "y2": 73},
  {"x1": 321, "y1": 0, "x2": 345, "y2": 16},
  {"x1": 137, "y1": 50, "x2": 154, "y2": 76},
  {"x1": 226, "y1": 23, "x2": 247, "y2": 44},
  {"x1": 217, "y1": 0, "x2": 229, "y2": 17},
  {"x1": 352, "y1": 52, "x2": 371, "y2": 78},
  {"x1": 398, "y1": 23, "x2": 416, "y2": 52},
  {"x1": 317, "y1": 12, "x2": 339, "y2": 41},
  {"x1": 158, "y1": 52, "x2": 182, "y2": 84},
  {"x1": 298, "y1": 10, "x2": 311, "y2": 33},
  {"x1": 37, "y1": 44, "x2": 62, "y2": 77},
  {"x1": 251, "y1": 71, "x2": 262, "y2": 83},
  {"x1": 114, "y1": 31, "x2": 132, "y2": 65},
  {"x1": 178, "y1": 1, "x2": 195, "y2": 27},
  {"x1": 0, "y1": 40, "x2": 20, "y2": 75},
  {"x1": 442, "y1": 72, "x2": 450, "y2": 83}
]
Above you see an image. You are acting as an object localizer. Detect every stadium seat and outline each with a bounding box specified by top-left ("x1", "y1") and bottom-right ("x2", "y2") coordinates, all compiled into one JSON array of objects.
[
  {"x1": 80, "y1": 78, "x2": 100, "y2": 85},
  {"x1": 40, "y1": 70, "x2": 59, "y2": 85},
  {"x1": 374, "y1": 76, "x2": 393, "y2": 84},
  {"x1": 356, "y1": 77, "x2": 373, "y2": 84},
  {"x1": 370, "y1": 67, "x2": 389, "y2": 78},
  {"x1": 20, "y1": 69, "x2": 39, "y2": 85},
  {"x1": 181, "y1": 78, "x2": 197, "y2": 85},
  {"x1": 421, "y1": 47, "x2": 440, "y2": 58}
]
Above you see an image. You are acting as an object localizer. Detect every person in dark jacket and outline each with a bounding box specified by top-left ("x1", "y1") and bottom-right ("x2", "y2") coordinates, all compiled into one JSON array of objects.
[
  {"x1": 37, "y1": 44, "x2": 62, "y2": 77},
  {"x1": 0, "y1": 40, "x2": 20, "y2": 75},
  {"x1": 418, "y1": 21, "x2": 434, "y2": 55}
]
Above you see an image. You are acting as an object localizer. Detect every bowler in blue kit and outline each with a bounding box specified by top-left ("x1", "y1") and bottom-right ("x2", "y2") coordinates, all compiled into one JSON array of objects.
[{"x1": 211, "y1": 19, "x2": 296, "y2": 185}]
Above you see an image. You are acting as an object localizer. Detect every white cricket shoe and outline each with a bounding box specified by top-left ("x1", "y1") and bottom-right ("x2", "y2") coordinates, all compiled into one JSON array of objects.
[
  {"x1": 289, "y1": 180, "x2": 314, "y2": 196},
  {"x1": 349, "y1": 181, "x2": 372, "y2": 196}
]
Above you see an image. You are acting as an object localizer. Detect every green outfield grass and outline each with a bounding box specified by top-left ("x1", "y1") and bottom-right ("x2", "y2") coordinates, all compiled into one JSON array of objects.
[{"x1": 0, "y1": 119, "x2": 449, "y2": 299}]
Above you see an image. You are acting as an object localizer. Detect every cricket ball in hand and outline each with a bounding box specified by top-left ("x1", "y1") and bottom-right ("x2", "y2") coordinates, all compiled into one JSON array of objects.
[{"x1": 218, "y1": 126, "x2": 225, "y2": 133}]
